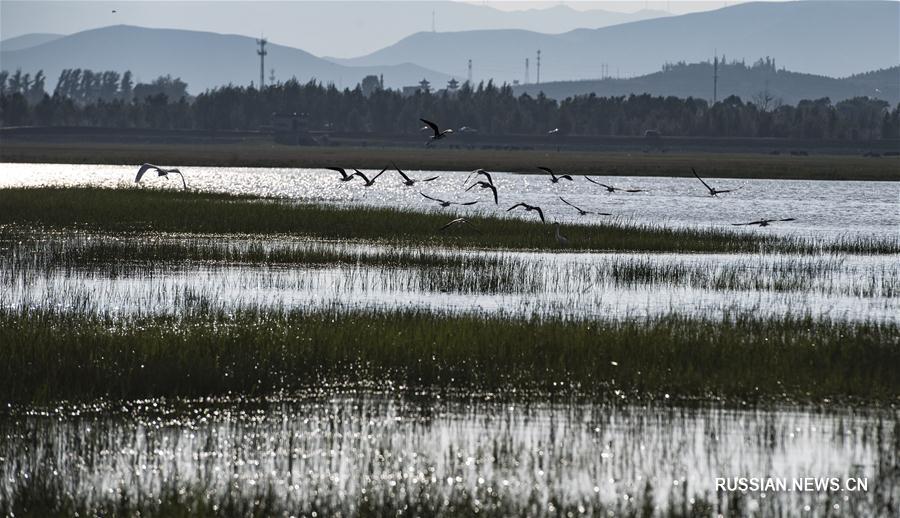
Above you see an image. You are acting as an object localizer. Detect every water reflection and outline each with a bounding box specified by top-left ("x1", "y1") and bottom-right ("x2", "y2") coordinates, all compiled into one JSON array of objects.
[
  {"x1": 2, "y1": 163, "x2": 897, "y2": 241},
  {"x1": 1, "y1": 393, "x2": 895, "y2": 515},
  {"x1": 3, "y1": 237, "x2": 897, "y2": 322}
]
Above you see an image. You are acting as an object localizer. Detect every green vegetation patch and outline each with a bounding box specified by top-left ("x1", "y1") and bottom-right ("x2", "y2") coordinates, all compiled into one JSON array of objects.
[{"x1": 1, "y1": 308, "x2": 896, "y2": 404}]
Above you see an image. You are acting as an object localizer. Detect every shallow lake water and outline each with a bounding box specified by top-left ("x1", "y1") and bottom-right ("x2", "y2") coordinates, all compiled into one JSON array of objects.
[
  {"x1": 3, "y1": 236, "x2": 897, "y2": 322},
  {"x1": 1, "y1": 393, "x2": 896, "y2": 515},
  {"x1": 2, "y1": 162, "x2": 898, "y2": 241},
  {"x1": 2, "y1": 164, "x2": 898, "y2": 515}
]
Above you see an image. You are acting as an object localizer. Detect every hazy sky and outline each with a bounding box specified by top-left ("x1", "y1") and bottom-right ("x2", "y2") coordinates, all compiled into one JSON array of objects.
[
  {"x1": 1, "y1": 0, "x2": 786, "y2": 57},
  {"x1": 466, "y1": 1, "x2": 780, "y2": 13}
]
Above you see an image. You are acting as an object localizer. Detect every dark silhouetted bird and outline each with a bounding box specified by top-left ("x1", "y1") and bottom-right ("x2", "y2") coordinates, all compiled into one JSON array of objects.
[
  {"x1": 352, "y1": 167, "x2": 387, "y2": 187},
  {"x1": 585, "y1": 177, "x2": 645, "y2": 193},
  {"x1": 559, "y1": 196, "x2": 611, "y2": 216},
  {"x1": 420, "y1": 192, "x2": 478, "y2": 207},
  {"x1": 326, "y1": 167, "x2": 355, "y2": 182},
  {"x1": 538, "y1": 166, "x2": 573, "y2": 184},
  {"x1": 507, "y1": 202, "x2": 546, "y2": 223},
  {"x1": 394, "y1": 163, "x2": 439, "y2": 186},
  {"x1": 732, "y1": 218, "x2": 796, "y2": 227},
  {"x1": 692, "y1": 168, "x2": 735, "y2": 196},
  {"x1": 466, "y1": 181, "x2": 498, "y2": 204}
]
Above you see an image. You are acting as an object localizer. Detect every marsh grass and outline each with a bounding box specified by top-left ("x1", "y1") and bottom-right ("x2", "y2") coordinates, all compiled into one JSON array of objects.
[
  {"x1": 4, "y1": 232, "x2": 896, "y2": 298},
  {"x1": 0, "y1": 469, "x2": 771, "y2": 518},
  {"x1": 2, "y1": 186, "x2": 897, "y2": 254},
  {"x1": 1, "y1": 307, "x2": 896, "y2": 404}
]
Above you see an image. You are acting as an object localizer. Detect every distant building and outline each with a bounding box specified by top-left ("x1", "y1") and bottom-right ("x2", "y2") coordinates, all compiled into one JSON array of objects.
[
  {"x1": 446, "y1": 78, "x2": 460, "y2": 91},
  {"x1": 401, "y1": 86, "x2": 422, "y2": 97},
  {"x1": 401, "y1": 78, "x2": 434, "y2": 97}
]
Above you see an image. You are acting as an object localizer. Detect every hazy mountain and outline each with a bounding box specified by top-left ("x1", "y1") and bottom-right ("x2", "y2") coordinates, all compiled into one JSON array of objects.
[
  {"x1": 0, "y1": 25, "x2": 455, "y2": 94},
  {"x1": 0, "y1": 1, "x2": 670, "y2": 60},
  {"x1": 334, "y1": 1, "x2": 900, "y2": 83},
  {"x1": 0, "y1": 33, "x2": 63, "y2": 52},
  {"x1": 513, "y1": 62, "x2": 900, "y2": 106}
]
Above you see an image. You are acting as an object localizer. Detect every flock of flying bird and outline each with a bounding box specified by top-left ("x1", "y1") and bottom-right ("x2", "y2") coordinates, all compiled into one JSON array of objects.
[{"x1": 134, "y1": 117, "x2": 795, "y2": 244}]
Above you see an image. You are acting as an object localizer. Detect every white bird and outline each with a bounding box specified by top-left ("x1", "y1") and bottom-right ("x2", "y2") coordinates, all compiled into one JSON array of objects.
[
  {"x1": 554, "y1": 223, "x2": 570, "y2": 246},
  {"x1": 420, "y1": 118, "x2": 453, "y2": 146},
  {"x1": 439, "y1": 217, "x2": 480, "y2": 233},
  {"x1": 135, "y1": 163, "x2": 187, "y2": 190}
]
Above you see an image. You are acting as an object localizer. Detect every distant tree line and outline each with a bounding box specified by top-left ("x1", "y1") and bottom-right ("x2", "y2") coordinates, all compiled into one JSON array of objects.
[
  {"x1": 1, "y1": 68, "x2": 188, "y2": 105},
  {"x1": 1, "y1": 68, "x2": 898, "y2": 139}
]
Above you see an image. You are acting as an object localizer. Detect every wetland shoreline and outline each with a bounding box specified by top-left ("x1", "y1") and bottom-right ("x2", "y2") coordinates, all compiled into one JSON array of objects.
[{"x1": 3, "y1": 141, "x2": 900, "y2": 181}]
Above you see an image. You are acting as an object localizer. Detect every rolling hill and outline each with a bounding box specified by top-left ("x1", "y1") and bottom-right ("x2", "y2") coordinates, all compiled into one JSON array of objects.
[
  {"x1": 0, "y1": 25, "x2": 456, "y2": 94},
  {"x1": 333, "y1": 1, "x2": 900, "y2": 84},
  {"x1": 513, "y1": 62, "x2": 900, "y2": 105},
  {"x1": 0, "y1": 1, "x2": 669, "y2": 60},
  {"x1": 0, "y1": 33, "x2": 64, "y2": 52}
]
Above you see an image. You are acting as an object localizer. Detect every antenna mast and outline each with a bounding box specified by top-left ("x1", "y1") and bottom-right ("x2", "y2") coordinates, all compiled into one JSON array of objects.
[
  {"x1": 713, "y1": 53, "x2": 719, "y2": 104},
  {"x1": 525, "y1": 58, "x2": 530, "y2": 84},
  {"x1": 536, "y1": 50, "x2": 541, "y2": 84},
  {"x1": 257, "y1": 38, "x2": 268, "y2": 89},
  {"x1": 467, "y1": 59, "x2": 472, "y2": 84}
]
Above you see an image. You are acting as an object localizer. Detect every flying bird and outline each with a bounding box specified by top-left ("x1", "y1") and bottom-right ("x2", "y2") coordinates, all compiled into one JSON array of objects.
[
  {"x1": 420, "y1": 192, "x2": 478, "y2": 207},
  {"x1": 559, "y1": 196, "x2": 611, "y2": 216},
  {"x1": 554, "y1": 223, "x2": 570, "y2": 246},
  {"x1": 537, "y1": 166, "x2": 573, "y2": 183},
  {"x1": 464, "y1": 169, "x2": 494, "y2": 187},
  {"x1": 439, "y1": 217, "x2": 480, "y2": 233},
  {"x1": 420, "y1": 118, "x2": 453, "y2": 146},
  {"x1": 692, "y1": 168, "x2": 735, "y2": 196},
  {"x1": 326, "y1": 167, "x2": 355, "y2": 182},
  {"x1": 466, "y1": 181, "x2": 498, "y2": 204},
  {"x1": 507, "y1": 202, "x2": 545, "y2": 223},
  {"x1": 352, "y1": 167, "x2": 387, "y2": 187},
  {"x1": 584, "y1": 176, "x2": 645, "y2": 193},
  {"x1": 135, "y1": 163, "x2": 187, "y2": 190},
  {"x1": 394, "y1": 163, "x2": 439, "y2": 186},
  {"x1": 732, "y1": 218, "x2": 796, "y2": 227}
]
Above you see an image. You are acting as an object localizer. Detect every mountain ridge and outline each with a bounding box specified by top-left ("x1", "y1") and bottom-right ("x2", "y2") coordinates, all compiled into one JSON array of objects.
[
  {"x1": 512, "y1": 62, "x2": 900, "y2": 106},
  {"x1": 336, "y1": 1, "x2": 900, "y2": 82},
  {"x1": 0, "y1": 25, "x2": 457, "y2": 94}
]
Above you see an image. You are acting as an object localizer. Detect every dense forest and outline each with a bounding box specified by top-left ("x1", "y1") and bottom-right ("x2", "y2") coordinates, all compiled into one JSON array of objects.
[{"x1": 1, "y1": 68, "x2": 898, "y2": 139}]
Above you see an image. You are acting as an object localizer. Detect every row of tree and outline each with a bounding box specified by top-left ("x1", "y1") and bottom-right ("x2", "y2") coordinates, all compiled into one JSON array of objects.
[
  {"x1": 1, "y1": 69, "x2": 188, "y2": 105},
  {"x1": 1, "y1": 71, "x2": 898, "y2": 139}
]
